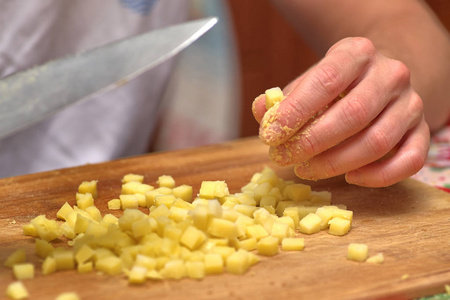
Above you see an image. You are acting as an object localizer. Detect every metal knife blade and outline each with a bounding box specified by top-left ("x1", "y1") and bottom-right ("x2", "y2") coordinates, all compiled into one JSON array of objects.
[{"x1": 0, "y1": 17, "x2": 218, "y2": 140}]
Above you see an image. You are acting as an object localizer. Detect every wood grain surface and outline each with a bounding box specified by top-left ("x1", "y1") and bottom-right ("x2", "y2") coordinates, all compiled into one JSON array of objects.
[{"x1": 1, "y1": 137, "x2": 450, "y2": 300}]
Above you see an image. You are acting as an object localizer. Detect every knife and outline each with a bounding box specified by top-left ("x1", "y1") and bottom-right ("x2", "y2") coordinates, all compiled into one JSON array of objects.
[{"x1": 0, "y1": 17, "x2": 218, "y2": 140}]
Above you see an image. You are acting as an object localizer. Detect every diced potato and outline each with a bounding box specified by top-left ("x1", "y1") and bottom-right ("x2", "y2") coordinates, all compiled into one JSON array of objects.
[
  {"x1": 172, "y1": 185, "x2": 193, "y2": 203},
  {"x1": 328, "y1": 217, "x2": 351, "y2": 236},
  {"x1": 233, "y1": 204, "x2": 258, "y2": 218},
  {"x1": 185, "y1": 261, "x2": 205, "y2": 279},
  {"x1": 253, "y1": 182, "x2": 272, "y2": 205},
  {"x1": 74, "y1": 213, "x2": 91, "y2": 234},
  {"x1": 42, "y1": 256, "x2": 57, "y2": 275},
  {"x1": 4, "y1": 249, "x2": 26, "y2": 268},
  {"x1": 160, "y1": 260, "x2": 186, "y2": 279},
  {"x1": 57, "y1": 202, "x2": 74, "y2": 220},
  {"x1": 119, "y1": 194, "x2": 139, "y2": 210},
  {"x1": 265, "y1": 87, "x2": 284, "y2": 109},
  {"x1": 22, "y1": 224, "x2": 38, "y2": 237},
  {"x1": 257, "y1": 236, "x2": 279, "y2": 256},
  {"x1": 246, "y1": 224, "x2": 269, "y2": 240},
  {"x1": 30, "y1": 215, "x2": 62, "y2": 241},
  {"x1": 53, "y1": 248, "x2": 75, "y2": 270},
  {"x1": 226, "y1": 250, "x2": 250, "y2": 274},
  {"x1": 260, "y1": 195, "x2": 277, "y2": 209},
  {"x1": 199, "y1": 181, "x2": 229, "y2": 199},
  {"x1": 95, "y1": 256, "x2": 122, "y2": 275},
  {"x1": 13, "y1": 263, "x2": 34, "y2": 280},
  {"x1": 78, "y1": 180, "x2": 98, "y2": 198},
  {"x1": 122, "y1": 173, "x2": 144, "y2": 183},
  {"x1": 75, "y1": 244, "x2": 95, "y2": 264},
  {"x1": 76, "y1": 192, "x2": 94, "y2": 210},
  {"x1": 35, "y1": 239, "x2": 54, "y2": 258},
  {"x1": 271, "y1": 222, "x2": 290, "y2": 243},
  {"x1": 298, "y1": 213, "x2": 322, "y2": 235},
  {"x1": 366, "y1": 253, "x2": 384, "y2": 264},
  {"x1": 122, "y1": 181, "x2": 154, "y2": 195},
  {"x1": 283, "y1": 183, "x2": 311, "y2": 202},
  {"x1": 77, "y1": 261, "x2": 93, "y2": 273},
  {"x1": 155, "y1": 194, "x2": 176, "y2": 208},
  {"x1": 157, "y1": 175, "x2": 176, "y2": 189},
  {"x1": 281, "y1": 238, "x2": 305, "y2": 251},
  {"x1": 204, "y1": 253, "x2": 224, "y2": 274},
  {"x1": 180, "y1": 226, "x2": 207, "y2": 250},
  {"x1": 128, "y1": 266, "x2": 148, "y2": 284},
  {"x1": 238, "y1": 238, "x2": 258, "y2": 251},
  {"x1": 347, "y1": 243, "x2": 369, "y2": 262},
  {"x1": 55, "y1": 292, "x2": 80, "y2": 300},
  {"x1": 6, "y1": 281, "x2": 29, "y2": 300},
  {"x1": 106, "y1": 199, "x2": 120, "y2": 210}
]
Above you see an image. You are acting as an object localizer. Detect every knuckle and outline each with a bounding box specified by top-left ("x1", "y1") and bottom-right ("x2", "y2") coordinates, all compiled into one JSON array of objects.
[
  {"x1": 349, "y1": 37, "x2": 377, "y2": 57},
  {"x1": 340, "y1": 95, "x2": 371, "y2": 129},
  {"x1": 365, "y1": 127, "x2": 392, "y2": 155},
  {"x1": 407, "y1": 93, "x2": 424, "y2": 118},
  {"x1": 405, "y1": 147, "x2": 426, "y2": 174},
  {"x1": 389, "y1": 59, "x2": 411, "y2": 86},
  {"x1": 310, "y1": 63, "x2": 343, "y2": 98}
]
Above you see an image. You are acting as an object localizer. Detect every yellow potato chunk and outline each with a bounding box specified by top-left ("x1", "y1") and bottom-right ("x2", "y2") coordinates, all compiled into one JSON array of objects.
[
  {"x1": 204, "y1": 253, "x2": 224, "y2": 274},
  {"x1": 226, "y1": 250, "x2": 250, "y2": 275},
  {"x1": 55, "y1": 292, "x2": 80, "y2": 300},
  {"x1": 76, "y1": 193, "x2": 94, "y2": 210},
  {"x1": 119, "y1": 194, "x2": 139, "y2": 210},
  {"x1": 56, "y1": 202, "x2": 74, "y2": 220},
  {"x1": 13, "y1": 263, "x2": 34, "y2": 280},
  {"x1": 328, "y1": 217, "x2": 351, "y2": 236},
  {"x1": 283, "y1": 183, "x2": 311, "y2": 202},
  {"x1": 42, "y1": 256, "x2": 57, "y2": 275},
  {"x1": 128, "y1": 266, "x2": 148, "y2": 284},
  {"x1": 271, "y1": 222, "x2": 290, "y2": 243},
  {"x1": 22, "y1": 224, "x2": 38, "y2": 237},
  {"x1": 238, "y1": 238, "x2": 258, "y2": 251},
  {"x1": 281, "y1": 238, "x2": 305, "y2": 251},
  {"x1": 121, "y1": 181, "x2": 154, "y2": 195},
  {"x1": 77, "y1": 261, "x2": 93, "y2": 273},
  {"x1": 95, "y1": 256, "x2": 122, "y2": 275},
  {"x1": 122, "y1": 173, "x2": 144, "y2": 183},
  {"x1": 35, "y1": 238, "x2": 54, "y2": 258},
  {"x1": 246, "y1": 224, "x2": 269, "y2": 240},
  {"x1": 257, "y1": 236, "x2": 279, "y2": 256},
  {"x1": 207, "y1": 218, "x2": 237, "y2": 239},
  {"x1": 185, "y1": 261, "x2": 205, "y2": 279},
  {"x1": 30, "y1": 215, "x2": 62, "y2": 241},
  {"x1": 199, "y1": 181, "x2": 229, "y2": 199},
  {"x1": 180, "y1": 226, "x2": 207, "y2": 250},
  {"x1": 6, "y1": 281, "x2": 29, "y2": 300},
  {"x1": 4, "y1": 249, "x2": 26, "y2": 268},
  {"x1": 53, "y1": 248, "x2": 75, "y2": 270},
  {"x1": 160, "y1": 260, "x2": 186, "y2": 279},
  {"x1": 366, "y1": 253, "x2": 384, "y2": 264},
  {"x1": 298, "y1": 213, "x2": 322, "y2": 234},
  {"x1": 172, "y1": 184, "x2": 193, "y2": 203},
  {"x1": 265, "y1": 87, "x2": 284, "y2": 109},
  {"x1": 347, "y1": 243, "x2": 369, "y2": 262},
  {"x1": 75, "y1": 244, "x2": 95, "y2": 264},
  {"x1": 157, "y1": 175, "x2": 176, "y2": 189},
  {"x1": 78, "y1": 180, "x2": 98, "y2": 198}
]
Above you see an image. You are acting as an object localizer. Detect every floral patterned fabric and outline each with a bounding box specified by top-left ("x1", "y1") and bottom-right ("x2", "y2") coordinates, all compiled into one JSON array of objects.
[{"x1": 412, "y1": 125, "x2": 450, "y2": 192}]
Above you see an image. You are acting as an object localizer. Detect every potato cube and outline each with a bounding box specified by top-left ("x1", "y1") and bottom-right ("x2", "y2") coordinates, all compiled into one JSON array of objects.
[
  {"x1": 35, "y1": 239, "x2": 54, "y2": 258},
  {"x1": 253, "y1": 182, "x2": 272, "y2": 205},
  {"x1": 260, "y1": 195, "x2": 277, "y2": 209},
  {"x1": 42, "y1": 256, "x2": 57, "y2": 275},
  {"x1": 185, "y1": 261, "x2": 205, "y2": 279},
  {"x1": 328, "y1": 217, "x2": 351, "y2": 236},
  {"x1": 366, "y1": 253, "x2": 384, "y2": 264},
  {"x1": 105, "y1": 199, "x2": 119, "y2": 211},
  {"x1": 199, "y1": 181, "x2": 229, "y2": 199},
  {"x1": 122, "y1": 181, "x2": 154, "y2": 195},
  {"x1": 160, "y1": 260, "x2": 186, "y2": 279},
  {"x1": 207, "y1": 218, "x2": 237, "y2": 239},
  {"x1": 77, "y1": 261, "x2": 93, "y2": 273},
  {"x1": 298, "y1": 213, "x2": 322, "y2": 234},
  {"x1": 347, "y1": 243, "x2": 369, "y2": 262},
  {"x1": 6, "y1": 281, "x2": 29, "y2": 300},
  {"x1": 78, "y1": 180, "x2": 98, "y2": 198},
  {"x1": 234, "y1": 204, "x2": 258, "y2": 218},
  {"x1": 265, "y1": 87, "x2": 284, "y2": 109},
  {"x1": 85, "y1": 206, "x2": 102, "y2": 222},
  {"x1": 101, "y1": 213, "x2": 118, "y2": 225},
  {"x1": 204, "y1": 253, "x2": 224, "y2": 274},
  {"x1": 30, "y1": 215, "x2": 62, "y2": 241},
  {"x1": 157, "y1": 175, "x2": 176, "y2": 188},
  {"x1": 128, "y1": 265, "x2": 148, "y2": 284},
  {"x1": 122, "y1": 173, "x2": 144, "y2": 183},
  {"x1": 75, "y1": 244, "x2": 95, "y2": 264},
  {"x1": 53, "y1": 248, "x2": 75, "y2": 270},
  {"x1": 120, "y1": 194, "x2": 139, "y2": 210},
  {"x1": 76, "y1": 193, "x2": 94, "y2": 210},
  {"x1": 257, "y1": 236, "x2": 279, "y2": 256},
  {"x1": 226, "y1": 250, "x2": 250, "y2": 274},
  {"x1": 4, "y1": 249, "x2": 26, "y2": 268},
  {"x1": 74, "y1": 213, "x2": 91, "y2": 234},
  {"x1": 95, "y1": 256, "x2": 122, "y2": 275},
  {"x1": 57, "y1": 202, "x2": 74, "y2": 220},
  {"x1": 238, "y1": 238, "x2": 258, "y2": 251},
  {"x1": 180, "y1": 226, "x2": 207, "y2": 250},
  {"x1": 55, "y1": 292, "x2": 80, "y2": 300},
  {"x1": 281, "y1": 238, "x2": 305, "y2": 251},
  {"x1": 271, "y1": 222, "x2": 289, "y2": 243},
  {"x1": 283, "y1": 183, "x2": 311, "y2": 202},
  {"x1": 13, "y1": 263, "x2": 34, "y2": 280},
  {"x1": 172, "y1": 184, "x2": 193, "y2": 203},
  {"x1": 22, "y1": 224, "x2": 38, "y2": 237},
  {"x1": 246, "y1": 224, "x2": 269, "y2": 240},
  {"x1": 155, "y1": 194, "x2": 176, "y2": 208}
]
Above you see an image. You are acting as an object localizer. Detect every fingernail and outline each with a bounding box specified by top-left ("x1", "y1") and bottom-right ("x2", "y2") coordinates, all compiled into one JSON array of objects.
[
  {"x1": 259, "y1": 104, "x2": 295, "y2": 146},
  {"x1": 345, "y1": 171, "x2": 364, "y2": 186},
  {"x1": 294, "y1": 161, "x2": 315, "y2": 180}
]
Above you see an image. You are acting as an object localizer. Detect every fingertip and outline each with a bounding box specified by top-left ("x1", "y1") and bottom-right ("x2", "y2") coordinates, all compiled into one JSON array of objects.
[{"x1": 252, "y1": 94, "x2": 267, "y2": 123}]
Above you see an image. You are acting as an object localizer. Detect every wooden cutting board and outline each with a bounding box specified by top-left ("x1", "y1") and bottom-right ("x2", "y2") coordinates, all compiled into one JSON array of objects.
[{"x1": 1, "y1": 137, "x2": 449, "y2": 300}]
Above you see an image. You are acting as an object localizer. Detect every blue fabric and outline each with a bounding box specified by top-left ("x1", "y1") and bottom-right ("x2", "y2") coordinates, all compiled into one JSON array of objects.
[{"x1": 119, "y1": 0, "x2": 158, "y2": 15}]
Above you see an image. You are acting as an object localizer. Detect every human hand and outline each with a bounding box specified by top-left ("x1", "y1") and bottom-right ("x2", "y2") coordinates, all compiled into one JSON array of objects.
[{"x1": 253, "y1": 37, "x2": 430, "y2": 188}]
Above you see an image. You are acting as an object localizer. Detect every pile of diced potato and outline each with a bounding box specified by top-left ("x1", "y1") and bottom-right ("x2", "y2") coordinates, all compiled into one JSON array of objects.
[{"x1": 5, "y1": 166, "x2": 356, "y2": 299}]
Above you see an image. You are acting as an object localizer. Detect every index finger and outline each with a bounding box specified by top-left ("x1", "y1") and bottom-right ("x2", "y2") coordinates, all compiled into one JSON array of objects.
[{"x1": 259, "y1": 37, "x2": 376, "y2": 146}]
